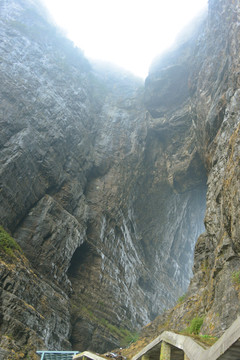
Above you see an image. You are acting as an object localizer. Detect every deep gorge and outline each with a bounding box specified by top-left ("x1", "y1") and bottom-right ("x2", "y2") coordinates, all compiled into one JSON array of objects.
[{"x1": 0, "y1": 0, "x2": 239, "y2": 359}]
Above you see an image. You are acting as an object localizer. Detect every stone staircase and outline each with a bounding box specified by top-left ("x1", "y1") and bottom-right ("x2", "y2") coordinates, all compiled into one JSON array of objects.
[{"x1": 73, "y1": 317, "x2": 240, "y2": 360}]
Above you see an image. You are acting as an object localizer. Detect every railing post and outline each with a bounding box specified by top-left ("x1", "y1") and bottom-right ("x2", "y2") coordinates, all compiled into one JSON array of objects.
[{"x1": 160, "y1": 341, "x2": 171, "y2": 360}]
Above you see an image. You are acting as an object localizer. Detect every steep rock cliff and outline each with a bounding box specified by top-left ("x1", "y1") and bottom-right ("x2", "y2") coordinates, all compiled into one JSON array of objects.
[
  {"x1": 0, "y1": 0, "x2": 239, "y2": 358},
  {"x1": 123, "y1": 1, "x2": 240, "y2": 356},
  {"x1": 0, "y1": 0, "x2": 207, "y2": 357},
  {"x1": 0, "y1": 226, "x2": 71, "y2": 360}
]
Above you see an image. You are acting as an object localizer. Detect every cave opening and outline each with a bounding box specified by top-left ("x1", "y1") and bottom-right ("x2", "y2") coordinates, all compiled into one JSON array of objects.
[
  {"x1": 67, "y1": 241, "x2": 104, "y2": 351},
  {"x1": 67, "y1": 241, "x2": 97, "y2": 279}
]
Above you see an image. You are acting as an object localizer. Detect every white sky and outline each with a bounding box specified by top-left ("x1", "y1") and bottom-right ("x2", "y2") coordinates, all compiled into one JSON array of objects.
[{"x1": 41, "y1": 0, "x2": 208, "y2": 78}]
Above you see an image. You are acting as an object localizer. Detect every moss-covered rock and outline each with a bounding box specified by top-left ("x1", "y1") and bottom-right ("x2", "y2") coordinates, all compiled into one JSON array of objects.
[{"x1": 0, "y1": 226, "x2": 22, "y2": 257}]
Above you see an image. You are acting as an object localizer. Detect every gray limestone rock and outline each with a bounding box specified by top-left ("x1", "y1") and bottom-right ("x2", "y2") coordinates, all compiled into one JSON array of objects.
[
  {"x1": 0, "y1": 0, "x2": 239, "y2": 357},
  {"x1": 130, "y1": 0, "x2": 240, "y2": 348}
]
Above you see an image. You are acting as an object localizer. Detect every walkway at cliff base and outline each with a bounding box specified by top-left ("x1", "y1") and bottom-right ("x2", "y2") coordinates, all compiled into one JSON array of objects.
[
  {"x1": 37, "y1": 351, "x2": 79, "y2": 360},
  {"x1": 73, "y1": 317, "x2": 240, "y2": 360}
]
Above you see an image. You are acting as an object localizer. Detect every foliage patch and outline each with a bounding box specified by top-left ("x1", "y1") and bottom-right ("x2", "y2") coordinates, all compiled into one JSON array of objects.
[
  {"x1": 0, "y1": 226, "x2": 22, "y2": 257},
  {"x1": 232, "y1": 271, "x2": 240, "y2": 285},
  {"x1": 184, "y1": 317, "x2": 204, "y2": 335},
  {"x1": 177, "y1": 293, "x2": 186, "y2": 303},
  {"x1": 71, "y1": 302, "x2": 139, "y2": 347}
]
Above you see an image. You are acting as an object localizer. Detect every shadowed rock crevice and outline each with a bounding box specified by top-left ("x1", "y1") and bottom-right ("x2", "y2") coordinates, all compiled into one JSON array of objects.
[
  {"x1": 67, "y1": 240, "x2": 127, "y2": 352},
  {"x1": 172, "y1": 152, "x2": 207, "y2": 193},
  {"x1": 68, "y1": 241, "x2": 97, "y2": 278}
]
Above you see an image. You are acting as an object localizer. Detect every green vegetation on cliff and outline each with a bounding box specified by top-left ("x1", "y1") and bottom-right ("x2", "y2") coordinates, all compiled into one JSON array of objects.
[
  {"x1": 232, "y1": 271, "x2": 240, "y2": 285},
  {"x1": 177, "y1": 293, "x2": 186, "y2": 303},
  {"x1": 0, "y1": 226, "x2": 22, "y2": 256},
  {"x1": 99, "y1": 318, "x2": 139, "y2": 347},
  {"x1": 185, "y1": 317, "x2": 204, "y2": 335},
  {"x1": 71, "y1": 302, "x2": 139, "y2": 347}
]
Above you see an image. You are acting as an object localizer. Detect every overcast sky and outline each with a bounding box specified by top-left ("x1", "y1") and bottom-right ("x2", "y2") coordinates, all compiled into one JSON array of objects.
[{"x1": 41, "y1": 0, "x2": 208, "y2": 78}]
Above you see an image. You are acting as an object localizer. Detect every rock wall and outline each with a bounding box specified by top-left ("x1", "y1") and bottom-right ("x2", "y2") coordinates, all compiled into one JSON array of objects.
[
  {"x1": 1, "y1": 0, "x2": 239, "y2": 358},
  {"x1": 0, "y1": 0, "x2": 206, "y2": 356},
  {"x1": 0, "y1": 227, "x2": 71, "y2": 360},
  {"x1": 124, "y1": 1, "x2": 240, "y2": 353}
]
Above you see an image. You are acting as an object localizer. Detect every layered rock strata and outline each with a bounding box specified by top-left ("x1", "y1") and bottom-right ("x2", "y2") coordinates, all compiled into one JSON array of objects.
[
  {"x1": 1, "y1": 0, "x2": 239, "y2": 358},
  {"x1": 0, "y1": 0, "x2": 206, "y2": 355},
  {"x1": 123, "y1": 1, "x2": 240, "y2": 355}
]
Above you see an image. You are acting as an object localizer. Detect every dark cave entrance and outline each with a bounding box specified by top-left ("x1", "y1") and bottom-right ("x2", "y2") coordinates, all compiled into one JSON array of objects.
[
  {"x1": 67, "y1": 241, "x2": 105, "y2": 351},
  {"x1": 67, "y1": 240, "x2": 102, "y2": 306},
  {"x1": 67, "y1": 241, "x2": 93, "y2": 279}
]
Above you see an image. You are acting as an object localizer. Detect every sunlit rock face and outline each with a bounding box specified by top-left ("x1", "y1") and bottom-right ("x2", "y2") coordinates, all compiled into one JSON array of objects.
[{"x1": 1, "y1": 0, "x2": 237, "y2": 357}]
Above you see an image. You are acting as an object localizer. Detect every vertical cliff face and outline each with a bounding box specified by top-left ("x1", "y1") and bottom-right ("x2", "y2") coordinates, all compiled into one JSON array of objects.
[
  {"x1": 0, "y1": 0, "x2": 206, "y2": 356},
  {"x1": 125, "y1": 0, "x2": 240, "y2": 350},
  {"x1": 186, "y1": 0, "x2": 240, "y2": 335},
  {"x1": 0, "y1": 0, "x2": 239, "y2": 358}
]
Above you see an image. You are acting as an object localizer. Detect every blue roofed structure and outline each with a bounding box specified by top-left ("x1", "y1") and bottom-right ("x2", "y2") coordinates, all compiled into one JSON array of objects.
[{"x1": 37, "y1": 351, "x2": 79, "y2": 360}]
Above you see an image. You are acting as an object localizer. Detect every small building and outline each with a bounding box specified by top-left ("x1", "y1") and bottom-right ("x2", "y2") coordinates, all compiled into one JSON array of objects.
[{"x1": 37, "y1": 351, "x2": 79, "y2": 360}]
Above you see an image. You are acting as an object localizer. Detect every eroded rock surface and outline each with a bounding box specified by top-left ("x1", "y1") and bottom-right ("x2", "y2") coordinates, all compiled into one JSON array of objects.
[
  {"x1": 0, "y1": 0, "x2": 239, "y2": 358},
  {"x1": 123, "y1": 1, "x2": 240, "y2": 354}
]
